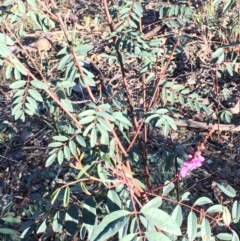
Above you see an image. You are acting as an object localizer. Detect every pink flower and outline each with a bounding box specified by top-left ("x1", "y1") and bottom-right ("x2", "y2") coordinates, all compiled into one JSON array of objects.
[{"x1": 179, "y1": 152, "x2": 205, "y2": 178}]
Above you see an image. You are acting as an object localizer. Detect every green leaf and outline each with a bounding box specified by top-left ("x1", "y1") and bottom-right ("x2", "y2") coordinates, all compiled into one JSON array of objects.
[
  {"x1": 26, "y1": 0, "x2": 36, "y2": 8},
  {"x1": 155, "y1": 108, "x2": 169, "y2": 114},
  {"x1": 217, "y1": 233, "x2": 232, "y2": 240},
  {"x1": 170, "y1": 19, "x2": 179, "y2": 28},
  {"x1": 80, "y1": 115, "x2": 96, "y2": 125},
  {"x1": 30, "y1": 80, "x2": 47, "y2": 89},
  {"x1": 212, "y1": 47, "x2": 224, "y2": 59},
  {"x1": 178, "y1": 94, "x2": 185, "y2": 105},
  {"x1": 114, "y1": 112, "x2": 132, "y2": 127},
  {"x1": 231, "y1": 230, "x2": 239, "y2": 241},
  {"x1": 14, "y1": 110, "x2": 23, "y2": 120},
  {"x1": 165, "y1": 82, "x2": 174, "y2": 88},
  {"x1": 79, "y1": 109, "x2": 96, "y2": 118},
  {"x1": 45, "y1": 153, "x2": 56, "y2": 167},
  {"x1": 217, "y1": 52, "x2": 225, "y2": 64},
  {"x1": 164, "y1": 115, "x2": 177, "y2": 130},
  {"x1": 2, "y1": 0, "x2": 15, "y2": 6},
  {"x1": 173, "y1": 84, "x2": 185, "y2": 91},
  {"x1": 26, "y1": 96, "x2": 37, "y2": 109},
  {"x1": 202, "y1": 104, "x2": 212, "y2": 114},
  {"x1": 1, "y1": 217, "x2": 21, "y2": 223},
  {"x1": 194, "y1": 197, "x2": 213, "y2": 206},
  {"x1": 216, "y1": 183, "x2": 236, "y2": 198},
  {"x1": 65, "y1": 204, "x2": 79, "y2": 236},
  {"x1": 0, "y1": 228, "x2": 19, "y2": 236},
  {"x1": 90, "y1": 127, "x2": 97, "y2": 148},
  {"x1": 48, "y1": 142, "x2": 63, "y2": 148},
  {"x1": 206, "y1": 204, "x2": 223, "y2": 214},
  {"x1": 133, "y1": 2, "x2": 143, "y2": 17},
  {"x1": 141, "y1": 208, "x2": 181, "y2": 235},
  {"x1": 57, "y1": 46, "x2": 68, "y2": 56},
  {"x1": 223, "y1": 206, "x2": 231, "y2": 226},
  {"x1": 13, "y1": 96, "x2": 23, "y2": 106},
  {"x1": 98, "y1": 117, "x2": 112, "y2": 131},
  {"x1": 9, "y1": 80, "x2": 26, "y2": 89},
  {"x1": 69, "y1": 140, "x2": 76, "y2": 155},
  {"x1": 222, "y1": 0, "x2": 234, "y2": 14},
  {"x1": 75, "y1": 44, "x2": 94, "y2": 54},
  {"x1": 14, "y1": 68, "x2": 21, "y2": 80},
  {"x1": 58, "y1": 80, "x2": 75, "y2": 88},
  {"x1": 181, "y1": 88, "x2": 190, "y2": 95},
  {"x1": 76, "y1": 135, "x2": 86, "y2": 147},
  {"x1": 130, "y1": 217, "x2": 137, "y2": 234},
  {"x1": 187, "y1": 211, "x2": 197, "y2": 241},
  {"x1": 97, "y1": 111, "x2": 115, "y2": 122},
  {"x1": 100, "y1": 133, "x2": 109, "y2": 147},
  {"x1": 129, "y1": 19, "x2": 138, "y2": 28},
  {"x1": 37, "y1": 219, "x2": 47, "y2": 234},
  {"x1": 187, "y1": 98, "x2": 194, "y2": 110},
  {"x1": 224, "y1": 112, "x2": 231, "y2": 123},
  {"x1": 145, "y1": 231, "x2": 172, "y2": 241},
  {"x1": 5, "y1": 65, "x2": 13, "y2": 79},
  {"x1": 20, "y1": 112, "x2": 25, "y2": 122},
  {"x1": 97, "y1": 123, "x2": 108, "y2": 137},
  {"x1": 28, "y1": 89, "x2": 43, "y2": 102},
  {"x1": 20, "y1": 226, "x2": 34, "y2": 238},
  {"x1": 49, "y1": 148, "x2": 58, "y2": 155},
  {"x1": 107, "y1": 190, "x2": 121, "y2": 212},
  {"x1": 232, "y1": 201, "x2": 240, "y2": 223},
  {"x1": 51, "y1": 188, "x2": 60, "y2": 204},
  {"x1": 1, "y1": 201, "x2": 14, "y2": 216},
  {"x1": 25, "y1": 106, "x2": 34, "y2": 116},
  {"x1": 18, "y1": 0, "x2": 26, "y2": 14},
  {"x1": 0, "y1": 33, "x2": 14, "y2": 45},
  {"x1": 52, "y1": 135, "x2": 68, "y2": 142},
  {"x1": 63, "y1": 186, "x2": 70, "y2": 207},
  {"x1": 170, "y1": 91, "x2": 175, "y2": 105},
  {"x1": 90, "y1": 210, "x2": 130, "y2": 241},
  {"x1": 0, "y1": 42, "x2": 10, "y2": 58},
  {"x1": 201, "y1": 217, "x2": 211, "y2": 240},
  {"x1": 53, "y1": 211, "x2": 63, "y2": 232},
  {"x1": 10, "y1": 57, "x2": 28, "y2": 75},
  {"x1": 145, "y1": 72, "x2": 155, "y2": 84},
  {"x1": 13, "y1": 89, "x2": 25, "y2": 98},
  {"x1": 18, "y1": 23, "x2": 25, "y2": 38},
  {"x1": 162, "y1": 88, "x2": 167, "y2": 104},
  {"x1": 58, "y1": 54, "x2": 72, "y2": 70},
  {"x1": 61, "y1": 98, "x2": 73, "y2": 112},
  {"x1": 63, "y1": 145, "x2": 71, "y2": 160},
  {"x1": 163, "y1": 181, "x2": 175, "y2": 195},
  {"x1": 57, "y1": 150, "x2": 64, "y2": 165},
  {"x1": 84, "y1": 76, "x2": 96, "y2": 87},
  {"x1": 12, "y1": 103, "x2": 22, "y2": 116},
  {"x1": 162, "y1": 121, "x2": 170, "y2": 137},
  {"x1": 141, "y1": 197, "x2": 162, "y2": 211},
  {"x1": 171, "y1": 205, "x2": 183, "y2": 226}
]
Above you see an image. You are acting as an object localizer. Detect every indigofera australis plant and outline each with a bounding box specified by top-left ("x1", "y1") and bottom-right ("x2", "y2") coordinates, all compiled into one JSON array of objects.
[{"x1": 0, "y1": 0, "x2": 240, "y2": 240}]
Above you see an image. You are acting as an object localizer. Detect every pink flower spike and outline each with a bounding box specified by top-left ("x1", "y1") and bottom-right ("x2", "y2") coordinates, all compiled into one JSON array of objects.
[
  {"x1": 179, "y1": 152, "x2": 205, "y2": 178},
  {"x1": 196, "y1": 152, "x2": 205, "y2": 162},
  {"x1": 179, "y1": 166, "x2": 190, "y2": 178},
  {"x1": 192, "y1": 160, "x2": 202, "y2": 169}
]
